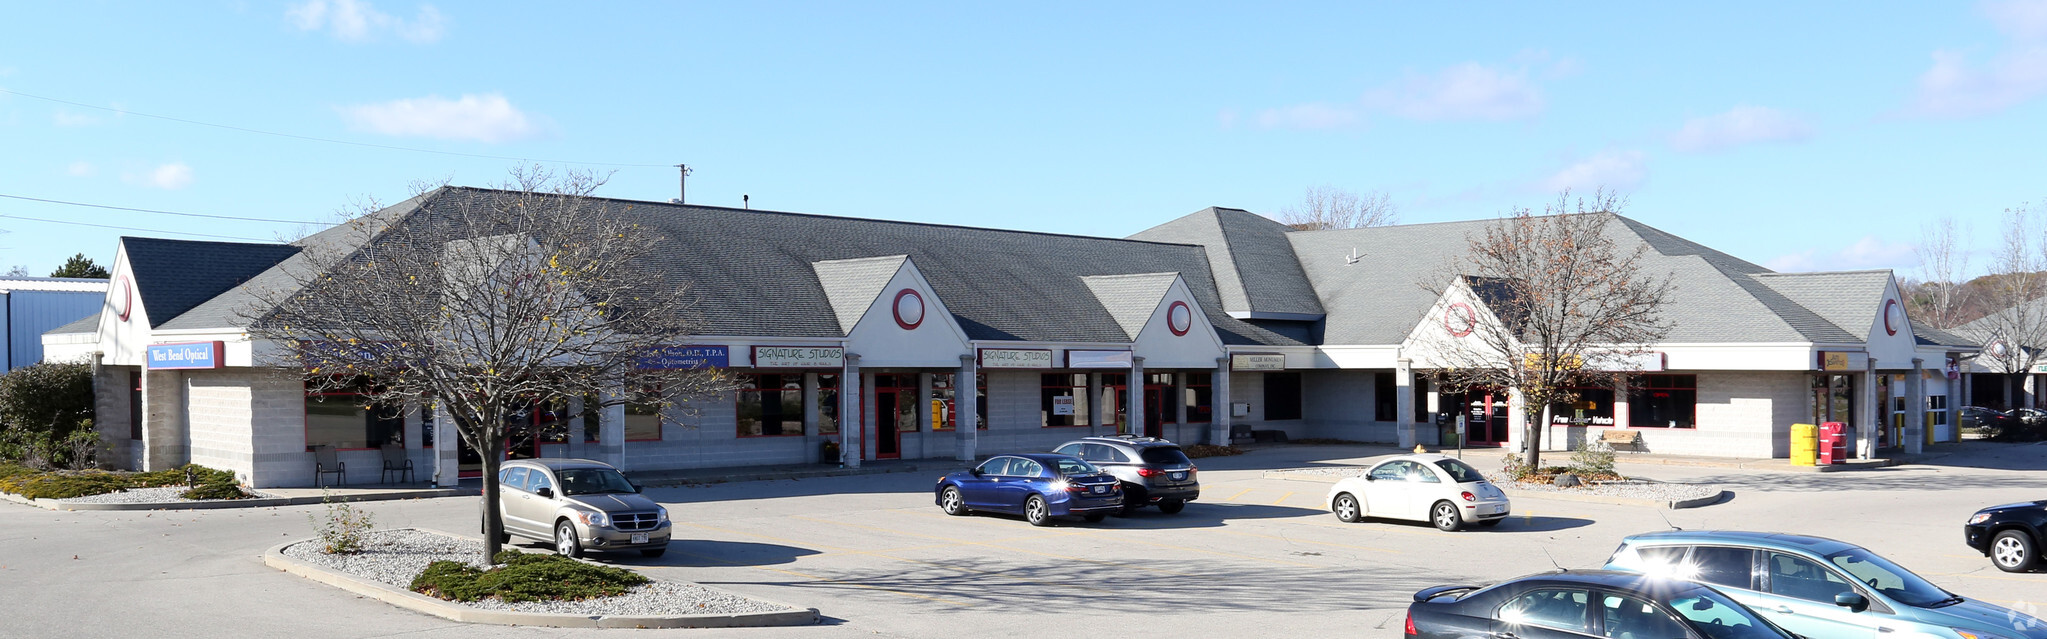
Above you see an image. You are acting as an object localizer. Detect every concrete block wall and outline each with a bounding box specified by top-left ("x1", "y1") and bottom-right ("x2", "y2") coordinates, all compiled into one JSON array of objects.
[
  {"x1": 248, "y1": 370, "x2": 318, "y2": 488},
  {"x1": 93, "y1": 364, "x2": 137, "y2": 470},
  {"x1": 184, "y1": 369, "x2": 257, "y2": 483},
  {"x1": 1626, "y1": 371, "x2": 1805, "y2": 459},
  {"x1": 622, "y1": 389, "x2": 811, "y2": 471},
  {"x1": 1299, "y1": 369, "x2": 1397, "y2": 443}
]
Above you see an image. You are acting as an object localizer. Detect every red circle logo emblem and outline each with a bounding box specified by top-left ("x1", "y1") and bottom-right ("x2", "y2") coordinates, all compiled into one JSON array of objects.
[
  {"x1": 893, "y1": 289, "x2": 925, "y2": 330},
  {"x1": 112, "y1": 274, "x2": 134, "y2": 323},
  {"x1": 1444, "y1": 302, "x2": 1476, "y2": 337},
  {"x1": 1167, "y1": 301, "x2": 1192, "y2": 336}
]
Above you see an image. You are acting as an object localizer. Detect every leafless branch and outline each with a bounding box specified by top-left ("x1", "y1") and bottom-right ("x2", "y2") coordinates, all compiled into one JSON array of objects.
[{"x1": 1277, "y1": 186, "x2": 1398, "y2": 231}]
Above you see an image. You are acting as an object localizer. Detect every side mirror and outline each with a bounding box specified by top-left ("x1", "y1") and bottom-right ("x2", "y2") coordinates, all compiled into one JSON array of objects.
[
  {"x1": 535, "y1": 487, "x2": 554, "y2": 498},
  {"x1": 970, "y1": 468, "x2": 984, "y2": 476},
  {"x1": 631, "y1": 483, "x2": 644, "y2": 493},
  {"x1": 1363, "y1": 475, "x2": 1376, "y2": 482},
  {"x1": 1834, "y1": 592, "x2": 1869, "y2": 613}
]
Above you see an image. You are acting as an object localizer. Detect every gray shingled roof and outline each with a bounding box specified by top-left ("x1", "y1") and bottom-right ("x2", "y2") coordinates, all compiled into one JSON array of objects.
[
  {"x1": 1748, "y1": 271, "x2": 1892, "y2": 343},
  {"x1": 122, "y1": 237, "x2": 302, "y2": 329},
  {"x1": 44, "y1": 311, "x2": 100, "y2": 336},
  {"x1": 1127, "y1": 208, "x2": 1324, "y2": 317},
  {"x1": 1285, "y1": 214, "x2": 1887, "y2": 345},
  {"x1": 1081, "y1": 273, "x2": 1179, "y2": 340},
  {"x1": 1914, "y1": 323, "x2": 1977, "y2": 348},
  {"x1": 161, "y1": 188, "x2": 1303, "y2": 347},
  {"x1": 812, "y1": 255, "x2": 906, "y2": 335},
  {"x1": 155, "y1": 193, "x2": 426, "y2": 331}
]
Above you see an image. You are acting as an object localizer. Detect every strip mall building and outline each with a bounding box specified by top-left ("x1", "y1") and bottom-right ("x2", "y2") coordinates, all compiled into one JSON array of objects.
[{"x1": 42, "y1": 188, "x2": 1978, "y2": 487}]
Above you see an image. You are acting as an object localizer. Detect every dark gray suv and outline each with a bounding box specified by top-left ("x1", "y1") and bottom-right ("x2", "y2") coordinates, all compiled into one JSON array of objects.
[{"x1": 1053, "y1": 436, "x2": 1199, "y2": 515}]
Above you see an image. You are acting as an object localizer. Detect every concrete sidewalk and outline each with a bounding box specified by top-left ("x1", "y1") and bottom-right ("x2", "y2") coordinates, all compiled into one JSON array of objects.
[
  {"x1": 4, "y1": 483, "x2": 473, "y2": 511},
  {"x1": 627, "y1": 458, "x2": 972, "y2": 487},
  {"x1": 1419, "y1": 442, "x2": 1950, "y2": 473}
]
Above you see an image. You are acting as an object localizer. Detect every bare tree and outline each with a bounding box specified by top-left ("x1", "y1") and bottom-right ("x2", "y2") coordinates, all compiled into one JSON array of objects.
[
  {"x1": 1906, "y1": 216, "x2": 1973, "y2": 330},
  {"x1": 1412, "y1": 191, "x2": 1673, "y2": 470},
  {"x1": 1277, "y1": 186, "x2": 1398, "y2": 231},
  {"x1": 242, "y1": 167, "x2": 727, "y2": 562},
  {"x1": 1969, "y1": 203, "x2": 2047, "y2": 406}
]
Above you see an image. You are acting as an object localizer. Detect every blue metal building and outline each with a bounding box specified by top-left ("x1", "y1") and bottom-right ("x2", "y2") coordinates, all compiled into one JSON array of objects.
[{"x1": 0, "y1": 277, "x2": 106, "y2": 371}]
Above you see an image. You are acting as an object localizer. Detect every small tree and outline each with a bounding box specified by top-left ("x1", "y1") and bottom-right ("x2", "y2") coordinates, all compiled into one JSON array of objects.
[
  {"x1": 50, "y1": 253, "x2": 111, "y2": 279},
  {"x1": 1277, "y1": 186, "x2": 1398, "y2": 231},
  {"x1": 1416, "y1": 191, "x2": 1673, "y2": 470},
  {"x1": 0, "y1": 361, "x2": 97, "y2": 469},
  {"x1": 1906, "y1": 215, "x2": 1973, "y2": 330},
  {"x1": 244, "y1": 167, "x2": 727, "y2": 562},
  {"x1": 1970, "y1": 203, "x2": 2047, "y2": 407}
]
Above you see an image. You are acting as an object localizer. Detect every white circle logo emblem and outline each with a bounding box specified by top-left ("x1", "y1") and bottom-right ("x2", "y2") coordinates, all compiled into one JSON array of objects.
[
  {"x1": 112, "y1": 274, "x2": 134, "y2": 323},
  {"x1": 893, "y1": 289, "x2": 924, "y2": 330},
  {"x1": 1882, "y1": 299, "x2": 1902, "y2": 336},
  {"x1": 1167, "y1": 301, "x2": 1192, "y2": 336}
]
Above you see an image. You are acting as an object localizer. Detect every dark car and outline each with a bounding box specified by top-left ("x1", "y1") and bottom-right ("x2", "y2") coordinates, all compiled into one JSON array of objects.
[
  {"x1": 935, "y1": 453, "x2": 1122, "y2": 526},
  {"x1": 1962, "y1": 406, "x2": 2017, "y2": 431},
  {"x1": 1406, "y1": 570, "x2": 1794, "y2": 639},
  {"x1": 1053, "y1": 435, "x2": 1199, "y2": 515},
  {"x1": 1968, "y1": 500, "x2": 2047, "y2": 572}
]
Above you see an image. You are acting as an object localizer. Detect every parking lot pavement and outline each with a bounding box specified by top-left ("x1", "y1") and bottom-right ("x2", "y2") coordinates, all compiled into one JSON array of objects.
[{"x1": 7, "y1": 443, "x2": 2047, "y2": 638}]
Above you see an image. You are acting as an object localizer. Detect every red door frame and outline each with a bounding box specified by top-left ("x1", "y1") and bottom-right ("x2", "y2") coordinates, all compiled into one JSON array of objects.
[{"x1": 866, "y1": 375, "x2": 914, "y2": 460}]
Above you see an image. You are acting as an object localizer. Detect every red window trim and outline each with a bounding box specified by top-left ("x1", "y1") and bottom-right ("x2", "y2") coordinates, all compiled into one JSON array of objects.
[{"x1": 303, "y1": 386, "x2": 394, "y2": 452}]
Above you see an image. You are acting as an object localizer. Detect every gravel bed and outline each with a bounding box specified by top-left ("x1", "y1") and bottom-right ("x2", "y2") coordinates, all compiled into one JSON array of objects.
[
  {"x1": 58, "y1": 486, "x2": 279, "y2": 504},
  {"x1": 282, "y1": 529, "x2": 794, "y2": 617},
  {"x1": 1274, "y1": 466, "x2": 1722, "y2": 502}
]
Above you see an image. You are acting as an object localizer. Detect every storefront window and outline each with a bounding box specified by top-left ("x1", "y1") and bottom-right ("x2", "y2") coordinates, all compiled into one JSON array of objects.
[
  {"x1": 932, "y1": 374, "x2": 957, "y2": 431},
  {"x1": 818, "y1": 374, "x2": 839, "y2": 435},
  {"x1": 1264, "y1": 372, "x2": 1302, "y2": 421},
  {"x1": 737, "y1": 373, "x2": 804, "y2": 437},
  {"x1": 1629, "y1": 375, "x2": 1697, "y2": 429},
  {"x1": 1927, "y1": 394, "x2": 1949, "y2": 426},
  {"x1": 1548, "y1": 385, "x2": 1617, "y2": 427},
  {"x1": 1810, "y1": 374, "x2": 1855, "y2": 428},
  {"x1": 1184, "y1": 373, "x2": 1212, "y2": 423},
  {"x1": 1041, "y1": 373, "x2": 1090, "y2": 427},
  {"x1": 1101, "y1": 373, "x2": 1127, "y2": 428},
  {"x1": 625, "y1": 401, "x2": 662, "y2": 441},
  {"x1": 1375, "y1": 373, "x2": 1397, "y2": 422},
  {"x1": 305, "y1": 386, "x2": 403, "y2": 450}
]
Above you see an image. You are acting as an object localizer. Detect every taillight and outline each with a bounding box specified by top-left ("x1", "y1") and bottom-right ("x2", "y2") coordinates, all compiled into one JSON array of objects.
[
  {"x1": 1067, "y1": 485, "x2": 1086, "y2": 493},
  {"x1": 1460, "y1": 491, "x2": 1476, "y2": 502},
  {"x1": 1404, "y1": 610, "x2": 1418, "y2": 636},
  {"x1": 1137, "y1": 468, "x2": 1162, "y2": 477}
]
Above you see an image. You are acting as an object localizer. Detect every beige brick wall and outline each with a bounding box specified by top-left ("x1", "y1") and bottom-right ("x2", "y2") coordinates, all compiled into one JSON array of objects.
[{"x1": 1630, "y1": 371, "x2": 1807, "y2": 458}]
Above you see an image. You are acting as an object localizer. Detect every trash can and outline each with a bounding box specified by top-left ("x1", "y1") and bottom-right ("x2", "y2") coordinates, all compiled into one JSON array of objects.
[
  {"x1": 1790, "y1": 423, "x2": 1818, "y2": 466},
  {"x1": 1818, "y1": 422, "x2": 1847, "y2": 465}
]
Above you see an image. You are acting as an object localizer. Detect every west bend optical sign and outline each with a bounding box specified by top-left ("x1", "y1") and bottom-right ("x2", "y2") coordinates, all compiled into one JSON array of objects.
[{"x1": 147, "y1": 341, "x2": 225, "y2": 370}]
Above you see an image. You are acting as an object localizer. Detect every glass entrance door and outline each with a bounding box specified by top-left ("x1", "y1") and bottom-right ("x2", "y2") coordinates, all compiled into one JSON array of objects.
[
  {"x1": 1456, "y1": 389, "x2": 1511, "y2": 446},
  {"x1": 871, "y1": 375, "x2": 915, "y2": 459}
]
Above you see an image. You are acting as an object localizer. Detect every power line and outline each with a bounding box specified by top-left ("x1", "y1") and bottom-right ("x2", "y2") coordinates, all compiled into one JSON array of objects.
[
  {"x1": 0, "y1": 193, "x2": 325, "y2": 225},
  {"x1": 0, "y1": 213, "x2": 273, "y2": 242},
  {"x1": 0, "y1": 88, "x2": 673, "y2": 168}
]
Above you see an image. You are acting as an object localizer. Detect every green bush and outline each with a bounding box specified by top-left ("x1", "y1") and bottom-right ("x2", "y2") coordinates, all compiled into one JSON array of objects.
[
  {"x1": 1568, "y1": 438, "x2": 1618, "y2": 479},
  {"x1": 410, "y1": 550, "x2": 649, "y2": 603},
  {"x1": 0, "y1": 361, "x2": 95, "y2": 469},
  {"x1": 1501, "y1": 452, "x2": 1529, "y2": 480},
  {"x1": 180, "y1": 482, "x2": 250, "y2": 500},
  {"x1": 308, "y1": 493, "x2": 375, "y2": 554},
  {"x1": 0, "y1": 463, "x2": 246, "y2": 500}
]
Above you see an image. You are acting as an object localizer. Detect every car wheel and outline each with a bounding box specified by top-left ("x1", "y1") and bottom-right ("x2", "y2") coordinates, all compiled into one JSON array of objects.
[
  {"x1": 555, "y1": 520, "x2": 584, "y2": 559},
  {"x1": 1333, "y1": 493, "x2": 1364, "y2": 523},
  {"x1": 1118, "y1": 485, "x2": 1147, "y2": 516},
  {"x1": 1478, "y1": 519, "x2": 1502, "y2": 528},
  {"x1": 1084, "y1": 513, "x2": 1107, "y2": 523},
  {"x1": 939, "y1": 487, "x2": 968, "y2": 516},
  {"x1": 640, "y1": 548, "x2": 667, "y2": 558},
  {"x1": 1025, "y1": 496, "x2": 1052, "y2": 527},
  {"x1": 1993, "y1": 530, "x2": 2038, "y2": 572},
  {"x1": 1157, "y1": 499, "x2": 1186, "y2": 514},
  {"x1": 1431, "y1": 501, "x2": 1463, "y2": 532}
]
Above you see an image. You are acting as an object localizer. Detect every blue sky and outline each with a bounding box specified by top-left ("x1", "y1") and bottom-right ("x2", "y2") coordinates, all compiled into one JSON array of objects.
[{"x1": 3, "y1": 2, "x2": 2045, "y2": 278}]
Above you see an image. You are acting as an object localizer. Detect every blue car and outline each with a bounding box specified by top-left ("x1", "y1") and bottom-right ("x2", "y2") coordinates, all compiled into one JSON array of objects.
[{"x1": 935, "y1": 453, "x2": 1122, "y2": 526}]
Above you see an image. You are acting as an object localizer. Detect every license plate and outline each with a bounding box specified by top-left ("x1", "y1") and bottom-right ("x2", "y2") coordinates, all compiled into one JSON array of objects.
[
  {"x1": 631, "y1": 533, "x2": 648, "y2": 544},
  {"x1": 1092, "y1": 486, "x2": 1107, "y2": 494},
  {"x1": 1490, "y1": 506, "x2": 1505, "y2": 515},
  {"x1": 1170, "y1": 472, "x2": 1186, "y2": 481}
]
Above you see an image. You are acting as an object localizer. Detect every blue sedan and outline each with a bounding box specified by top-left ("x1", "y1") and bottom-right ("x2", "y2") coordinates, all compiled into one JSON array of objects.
[{"x1": 935, "y1": 453, "x2": 1123, "y2": 526}]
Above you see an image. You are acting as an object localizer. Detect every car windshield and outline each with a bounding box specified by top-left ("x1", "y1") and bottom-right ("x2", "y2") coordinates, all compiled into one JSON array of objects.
[
  {"x1": 557, "y1": 468, "x2": 637, "y2": 495},
  {"x1": 1825, "y1": 547, "x2": 1951, "y2": 607},
  {"x1": 1053, "y1": 458, "x2": 1102, "y2": 476},
  {"x1": 1434, "y1": 459, "x2": 1486, "y2": 483},
  {"x1": 1139, "y1": 447, "x2": 1192, "y2": 465},
  {"x1": 1667, "y1": 589, "x2": 1791, "y2": 639}
]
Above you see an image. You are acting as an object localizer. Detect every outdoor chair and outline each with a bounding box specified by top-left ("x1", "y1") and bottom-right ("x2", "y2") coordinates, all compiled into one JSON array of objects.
[
  {"x1": 314, "y1": 445, "x2": 345, "y2": 487},
  {"x1": 380, "y1": 442, "x2": 414, "y2": 484}
]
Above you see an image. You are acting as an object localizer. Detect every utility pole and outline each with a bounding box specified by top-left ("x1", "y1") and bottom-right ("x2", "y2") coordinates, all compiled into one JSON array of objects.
[{"x1": 672, "y1": 164, "x2": 692, "y2": 204}]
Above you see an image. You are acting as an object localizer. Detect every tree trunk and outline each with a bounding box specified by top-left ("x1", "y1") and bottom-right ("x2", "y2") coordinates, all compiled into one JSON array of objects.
[
  {"x1": 475, "y1": 407, "x2": 506, "y2": 564},
  {"x1": 1524, "y1": 407, "x2": 1545, "y2": 470}
]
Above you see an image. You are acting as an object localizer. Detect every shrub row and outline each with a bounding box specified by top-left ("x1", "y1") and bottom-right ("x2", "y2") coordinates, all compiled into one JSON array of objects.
[
  {"x1": 0, "y1": 463, "x2": 249, "y2": 500},
  {"x1": 410, "y1": 550, "x2": 648, "y2": 603}
]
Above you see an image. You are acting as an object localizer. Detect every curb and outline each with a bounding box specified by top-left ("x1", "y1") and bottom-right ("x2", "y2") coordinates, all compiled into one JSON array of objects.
[
  {"x1": 0, "y1": 488, "x2": 474, "y2": 511},
  {"x1": 1262, "y1": 470, "x2": 1726, "y2": 510},
  {"x1": 263, "y1": 528, "x2": 820, "y2": 629},
  {"x1": 638, "y1": 461, "x2": 967, "y2": 487}
]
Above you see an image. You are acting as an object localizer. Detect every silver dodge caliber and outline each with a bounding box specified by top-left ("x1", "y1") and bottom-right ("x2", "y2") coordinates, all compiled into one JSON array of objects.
[{"x1": 488, "y1": 458, "x2": 671, "y2": 559}]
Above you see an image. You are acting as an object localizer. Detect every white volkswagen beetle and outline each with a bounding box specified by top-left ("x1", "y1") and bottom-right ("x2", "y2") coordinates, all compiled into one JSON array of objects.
[{"x1": 1324, "y1": 453, "x2": 1510, "y2": 531}]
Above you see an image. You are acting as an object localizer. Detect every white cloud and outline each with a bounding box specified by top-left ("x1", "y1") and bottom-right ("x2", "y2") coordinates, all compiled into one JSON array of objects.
[
  {"x1": 1540, "y1": 150, "x2": 1647, "y2": 192},
  {"x1": 338, "y1": 93, "x2": 537, "y2": 143},
  {"x1": 1368, "y1": 62, "x2": 1544, "y2": 121},
  {"x1": 123, "y1": 162, "x2": 193, "y2": 189},
  {"x1": 1669, "y1": 105, "x2": 1814, "y2": 152},
  {"x1": 1764, "y1": 235, "x2": 1920, "y2": 272},
  {"x1": 52, "y1": 110, "x2": 100, "y2": 127},
  {"x1": 1252, "y1": 102, "x2": 1361, "y2": 130},
  {"x1": 1911, "y1": 0, "x2": 2047, "y2": 116},
  {"x1": 65, "y1": 161, "x2": 94, "y2": 177},
  {"x1": 287, "y1": 0, "x2": 444, "y2": 44}
]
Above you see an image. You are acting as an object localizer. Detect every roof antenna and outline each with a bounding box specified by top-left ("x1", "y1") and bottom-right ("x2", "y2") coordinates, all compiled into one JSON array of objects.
[
  {"x1": 1345, "y1": 247, "x2": 1363, "y2": 265},
  {"x1": 670, "y1": 164, "x2": 692, "y2": 204},
  {"x1": 1657, "y1": 507, "x2": 1683, "y2": 531},
  {"x1": 1540, "y1": 545, "x2": 1567, "y2": 573},
  {"x1": 743, "y1": 194, "x2": 749, "y2": 210}
]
